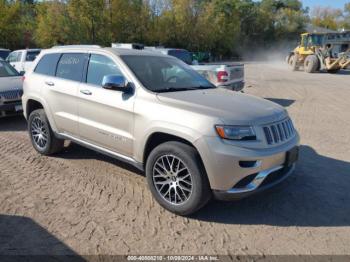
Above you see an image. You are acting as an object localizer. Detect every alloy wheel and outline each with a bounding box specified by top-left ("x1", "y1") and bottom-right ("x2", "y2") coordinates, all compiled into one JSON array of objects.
[
  {"x1": 31, "y1": 116, "x2": 48, "y2": 150},
  {"x1": 152, "y1": 155, "x2": 193, "y2": 205}
]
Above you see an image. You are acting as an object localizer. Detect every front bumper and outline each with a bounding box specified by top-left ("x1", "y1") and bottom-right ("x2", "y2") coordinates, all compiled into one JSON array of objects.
[
  {"x1": 0, "y1": 101, "x2": 23, "y2": 117},
  {"x1": 213, "y1": 163, "x2": 295, "y2": 200},
  {"x1": 194, "y1": 134, "x2": 299, "y2": 192}
]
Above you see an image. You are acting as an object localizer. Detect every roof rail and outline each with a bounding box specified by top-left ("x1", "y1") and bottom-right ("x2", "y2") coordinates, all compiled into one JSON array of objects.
[{"x1": 52, "y1": 45, "x2": 102, "y2": 49}]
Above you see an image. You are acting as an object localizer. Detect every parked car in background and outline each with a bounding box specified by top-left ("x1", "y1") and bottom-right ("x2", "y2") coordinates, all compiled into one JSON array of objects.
[
  {"x1": 0, "y1": 48, "x2": 11, "y2": 60},
  {"x1": 6, "y1": 49, "x2": 41, "y2": 74},
  {"x1": 192, "y1": 51, "x2": 211, "y2": 63},
  {"x1": 0, "y1": 60, "x2": 23, "y2": 117},
  {"x1": 23, "y1": 46, "x2": 299, "y2": 215},
  {"x1": 146, "y1": 47, "x2": 245, "y2": 91}
]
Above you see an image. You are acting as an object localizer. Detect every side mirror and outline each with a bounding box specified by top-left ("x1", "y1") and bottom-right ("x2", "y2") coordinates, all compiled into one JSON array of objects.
[
  {"x1": 19, "y1": 71, "x2": 25, "y2": 76},
  {"x1": 102, "y1": 75, "x2": 132, "y2": 93}
]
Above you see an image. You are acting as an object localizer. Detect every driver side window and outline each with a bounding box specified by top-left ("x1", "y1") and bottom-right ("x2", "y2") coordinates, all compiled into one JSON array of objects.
[
  {"x1": 301, "y1": 36, "x2": 307, "y2": 47},
  {"x1": 86, "y1": 54, "x2": 123, "y2": 86}
]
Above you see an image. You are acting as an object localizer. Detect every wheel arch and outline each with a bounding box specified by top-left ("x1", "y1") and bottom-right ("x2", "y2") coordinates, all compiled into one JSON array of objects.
[
  {"x1": 142, "y1": 131, "x2": 204, "y2": 170},
  {"x1": 24, "y1": 97, "x2": 59, "y2": 133}
]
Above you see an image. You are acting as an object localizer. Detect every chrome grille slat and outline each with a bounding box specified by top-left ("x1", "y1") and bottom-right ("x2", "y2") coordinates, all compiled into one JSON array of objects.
[
  {"x1": 270, "y1": 125, "x2": 279, "y2": 143},
  {"x1": 282, "y1": 122, "x2": 289, "y2": 137},
  {"x1": 263, "y1": 127, "x2": 273, "y2": 144},
  {"x1": 277, "y1": 124, "x2": 284, "y2": 141},
  {"x1": 263, "y1": 118, "x2": 296, "y2": 145}
]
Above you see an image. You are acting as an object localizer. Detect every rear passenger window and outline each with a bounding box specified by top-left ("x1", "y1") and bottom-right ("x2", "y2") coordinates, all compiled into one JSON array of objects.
[
  {"x1": 34, "y1": 53, "x2": 61, "y2": 76},
  {"x1": 7, "y1": 52, "x2": 20, "y2": 63},
  {"x1": 15, "y1": 52, "x2": 22, "y2": 62},
  {"x1": 56, "y1": 53, "x2": 86, "y2": 82},
  {"x1": 86, "y1": 54, "x2": 123, "y2": 86},
  {"x1": 26, "y1": 51, "x2": 41, "y2": 62}
]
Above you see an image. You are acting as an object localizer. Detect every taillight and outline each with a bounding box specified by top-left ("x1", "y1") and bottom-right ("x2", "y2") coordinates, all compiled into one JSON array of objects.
[
  {"x1": 21, "y1": 76, "x2": 25, "y2": 82},
  {"x1": 217, "y1": 71, "x2": 228, "y2": 83}
]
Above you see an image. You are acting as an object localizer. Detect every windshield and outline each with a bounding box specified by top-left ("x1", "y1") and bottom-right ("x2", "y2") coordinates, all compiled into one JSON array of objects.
[
  {"x1": 168, "y1": 50, "x2": 193, "y2": 65},
  {"x1": 26, "y1": 50, "x2": 41, "y2": 61},
  {"x1": 0, "y1": 60, "x2": 19, "y2": 77},
  {"x1": 309, "y1": 35, "x2": 324, "y2": 46},
  {"x1": 121, "y1": 55, "x2": 215, "y2": 93},
  {"x1": 0, "y1": 50, "x2": 10, "y2": 60}
]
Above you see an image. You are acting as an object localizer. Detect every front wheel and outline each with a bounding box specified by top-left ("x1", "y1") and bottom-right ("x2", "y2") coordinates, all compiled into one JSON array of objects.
[
  {"x1": 289, "y1": 54, "x2": 299, "y2": 71},
  {"x1": 28, "y1": 109, "x2": 64, "y2": 155},
  {"x1": 145, "y1": 141, "x2": 211, "y2": 215},
  {"x1": 304, "y1": 55, "x2": 320, "y2": 73}
]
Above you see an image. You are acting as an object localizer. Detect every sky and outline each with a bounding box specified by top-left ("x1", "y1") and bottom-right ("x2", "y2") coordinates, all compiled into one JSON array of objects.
[{"x1": 301, "y1": 0, "x2": 349, "y2": 9}]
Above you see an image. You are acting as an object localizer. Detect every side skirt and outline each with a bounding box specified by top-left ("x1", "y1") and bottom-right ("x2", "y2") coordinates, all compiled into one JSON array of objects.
[{"x1": 56, "y1": 133, "x2": 144, "y2": 172}]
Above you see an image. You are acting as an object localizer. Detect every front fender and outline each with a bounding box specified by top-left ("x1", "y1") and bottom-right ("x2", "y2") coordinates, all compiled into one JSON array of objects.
[{"x1": 134, "y1": 121, "x2": 203, "y2": 163}]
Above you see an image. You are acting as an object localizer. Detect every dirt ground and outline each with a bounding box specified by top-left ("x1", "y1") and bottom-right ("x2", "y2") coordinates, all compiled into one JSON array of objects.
[{"x1": 0, "y1": 63, "x2": 350, "y2": 256}]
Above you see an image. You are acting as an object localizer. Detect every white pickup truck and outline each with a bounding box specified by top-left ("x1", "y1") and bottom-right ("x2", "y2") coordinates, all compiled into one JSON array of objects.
[
  {"x1": 149, "y1": 48, "x2": 245, "y2": 91},
  {"x1": 112, "y1": 44, "x2": 245, "y2": 91},
  {"x1": 6, "y1": 49, "x2": 41, "y2": 74}
]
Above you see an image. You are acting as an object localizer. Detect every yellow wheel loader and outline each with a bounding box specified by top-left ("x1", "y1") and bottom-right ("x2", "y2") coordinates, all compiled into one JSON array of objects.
[{"x1": 286, "y1": 32, "x2": 350, "y2": 73}]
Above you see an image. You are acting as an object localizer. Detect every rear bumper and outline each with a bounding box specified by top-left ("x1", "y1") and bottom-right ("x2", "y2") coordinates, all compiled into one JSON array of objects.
[
  {"x1": 219, "y1": 80, "x2": 244, "y2": 91},
  {"x1": 213, "y1": 163, "x2": 295, "y2": 200}
]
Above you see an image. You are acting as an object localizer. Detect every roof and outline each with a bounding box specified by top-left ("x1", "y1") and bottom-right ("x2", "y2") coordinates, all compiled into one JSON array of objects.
[
  {"x1": 45, "y1": 45, "x2": 168, "y2": 57},
  {"x1": 106, "y1": 47, "x2": 167, "y2": 57},
  {"x1": 305, "y1": 24, "x2": 337, "y2": 34},
  {"x1": 11, "y1": 48, "x2": 41, "y2": 52}
]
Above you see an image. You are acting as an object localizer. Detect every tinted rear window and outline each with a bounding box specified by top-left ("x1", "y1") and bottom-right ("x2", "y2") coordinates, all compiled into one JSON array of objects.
[
  {"x1": 168, "y1": 50, "x2": 192, "y2": 65},
  {"x1": 56, "y1": 53, "x2": 87, "y2": 82},
  {"x1": 26, "y1": 51, "x2": 41, "y2": 61},
  {"x1": 0, "y1": 50, "x2": 10, "y2": 60},
  {"x1": 34, "y1": 53, "x2": 61, "y2": 76}
]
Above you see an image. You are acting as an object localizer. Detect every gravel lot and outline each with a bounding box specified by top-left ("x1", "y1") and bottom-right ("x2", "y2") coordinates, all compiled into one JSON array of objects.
[{"x1": 0, "y1": 62, "x2": 350, "y2": 256}]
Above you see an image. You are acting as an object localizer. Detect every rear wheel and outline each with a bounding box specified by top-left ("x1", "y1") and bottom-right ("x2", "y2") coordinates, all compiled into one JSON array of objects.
[
  {"x1": 145, "y1": 141, "x2": 211, "y2": 216},
  {"x1": 28, "y1": 109, "x2": 64, "y2": 155},
  {"x1": 304, "y1": 55, "x2": 320, "y2": 73}
]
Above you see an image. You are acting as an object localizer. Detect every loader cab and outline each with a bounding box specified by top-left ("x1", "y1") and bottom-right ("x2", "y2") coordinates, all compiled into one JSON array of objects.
[
  {"x1": 300, "y1": 34, "x2": 324, "y2": 48},
  {"x1": 298, "y1": 33, "x2": 324, "y2": 55}
]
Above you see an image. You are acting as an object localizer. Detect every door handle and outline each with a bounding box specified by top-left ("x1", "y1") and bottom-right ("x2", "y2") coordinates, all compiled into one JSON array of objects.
[
  {"x1": 80, "y1": 90, "x2": 92, "y2": 95},
  {"x1": 45, "y1": 81, "x2": 55, "y2": 86}
]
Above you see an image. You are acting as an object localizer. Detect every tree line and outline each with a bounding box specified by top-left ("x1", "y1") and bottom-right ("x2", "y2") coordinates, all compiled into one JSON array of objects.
[{"x1": 0, "y1": 0, "x2": 349, "y2": 58}]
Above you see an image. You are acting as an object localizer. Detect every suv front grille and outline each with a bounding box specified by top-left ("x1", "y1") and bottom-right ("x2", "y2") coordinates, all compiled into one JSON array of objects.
[
  {"x1": 263, "y1": 118, "x2": 296, "y2": 145},
  {"x1": 0, "y1": 90, "x2": 23, "y2": 101}
]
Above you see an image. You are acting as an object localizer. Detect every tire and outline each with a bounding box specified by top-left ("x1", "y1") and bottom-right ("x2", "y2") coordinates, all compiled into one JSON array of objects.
[
  {"x1": 304, "y1": 55, "x2": 320, "y2": 73},
  {"x1": 28, "y1": 109, "x2": 64, "y2": 155},
  {"x1": 290, "y1": 54, "x2": 299, "y2": 71},
  {"x1": 287, "y1": 54, "x2": 294, "y2": 67},
  {"x1": 145, "y1": 141, "x2": 211, "y2": 216},
  {"x1": 285, "y1": 54, "x2": 291, "y2": 64}
]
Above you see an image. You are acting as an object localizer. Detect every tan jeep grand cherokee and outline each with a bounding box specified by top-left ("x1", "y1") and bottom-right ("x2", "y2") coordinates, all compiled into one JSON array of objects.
[{"x1": 22, "y1": 46, "x2": 299, "y2": 215}]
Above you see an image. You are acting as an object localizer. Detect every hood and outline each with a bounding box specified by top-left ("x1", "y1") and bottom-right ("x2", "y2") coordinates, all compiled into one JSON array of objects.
[
  {"x1": 0, "y1": 76, "x2": 22, "y2": 92},
  {"x1": 156, "y1": 88, "x2": 287, "y2": 125}
]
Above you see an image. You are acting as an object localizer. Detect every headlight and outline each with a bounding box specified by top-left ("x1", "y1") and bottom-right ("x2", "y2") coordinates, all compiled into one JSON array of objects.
[{"x1": 215, "y1": 125, "x2": 256, "y2": 141}]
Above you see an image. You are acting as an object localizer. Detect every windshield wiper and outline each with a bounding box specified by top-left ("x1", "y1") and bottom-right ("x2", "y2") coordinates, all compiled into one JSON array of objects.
[
  {"x1": 191, "y1": 85, "x2": 215, "y2": 90},
  {"x1": 156, "y1": 85, "x2": 215, "y2": 93},
  {"x1": 156, "y1": 87, "x2": 198, "y2": 93}
]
